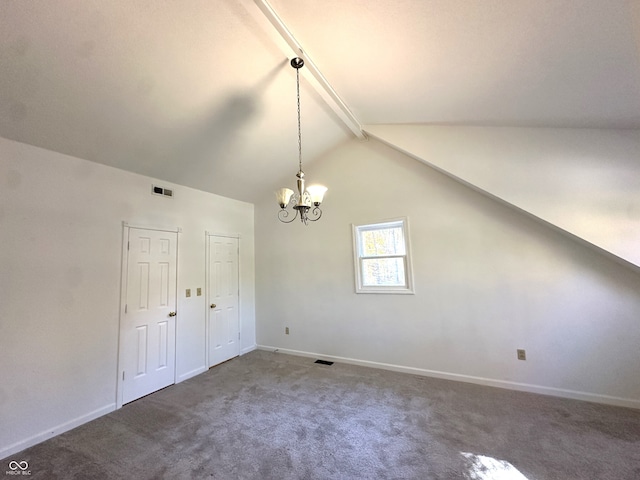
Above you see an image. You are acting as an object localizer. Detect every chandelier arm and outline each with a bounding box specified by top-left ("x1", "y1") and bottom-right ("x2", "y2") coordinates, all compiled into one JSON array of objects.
[
  {"x1": 307, "y1": 206, "x2": 323, "y2": 222},
  {"x1": 278, "y1": 208, "x2": 299, "y2": 223}
]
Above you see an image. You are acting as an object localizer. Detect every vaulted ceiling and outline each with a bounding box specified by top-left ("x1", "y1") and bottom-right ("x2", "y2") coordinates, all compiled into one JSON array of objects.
[{"x1": 1, "y1": 0, "x2": 640, "y2": 204}]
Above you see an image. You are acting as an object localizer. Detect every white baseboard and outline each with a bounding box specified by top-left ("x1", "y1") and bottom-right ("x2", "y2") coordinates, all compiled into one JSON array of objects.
[
  {"x1": 241, "y1": 344, "x2": 257, "y2": 356},
  {"x1": 0, "y1": 404, "x2": 116, "y2": 460},
  {"x1": 257, "y1": 345, "x2": 640, "y2": 410},
  {"x1": 177, "y1": 366, "x2": 207, "y2": 383}
]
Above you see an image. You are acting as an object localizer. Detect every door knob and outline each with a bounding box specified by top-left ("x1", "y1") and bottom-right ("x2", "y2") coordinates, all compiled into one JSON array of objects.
[
  {"x1": 168, "y1": 311, "x2": 177, "y2": 317},
  {"x1": 210, "y1": 303, "x2": 217, "y2": 309}
]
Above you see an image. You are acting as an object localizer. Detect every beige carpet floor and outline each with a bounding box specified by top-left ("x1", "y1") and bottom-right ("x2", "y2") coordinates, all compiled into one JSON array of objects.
[{"x1": 3, "y1": 350, "x2": 640, "y2": 479}]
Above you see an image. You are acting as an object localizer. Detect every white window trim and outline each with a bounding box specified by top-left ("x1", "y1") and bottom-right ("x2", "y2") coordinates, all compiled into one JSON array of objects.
[{"x1": 352, "y1": 217, "x2": 415, "y2": 294}]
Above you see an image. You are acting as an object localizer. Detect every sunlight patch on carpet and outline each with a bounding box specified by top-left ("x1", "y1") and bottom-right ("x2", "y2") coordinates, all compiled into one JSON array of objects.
[{"x1": 461, "y1": 452, "x2": 528, "y2": 480}]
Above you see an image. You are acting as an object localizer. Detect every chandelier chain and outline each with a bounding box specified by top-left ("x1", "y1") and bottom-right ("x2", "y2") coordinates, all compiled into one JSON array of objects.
[{"x1": 296, "y1": 67, "x2": 302, "y2": 173}]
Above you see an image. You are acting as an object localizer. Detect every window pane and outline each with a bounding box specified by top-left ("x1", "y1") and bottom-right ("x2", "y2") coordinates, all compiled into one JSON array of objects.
[
  {"x1": 361, "y1": 257, "x2": 406, "y2": 286},
  {"x1": 360, "y1": 227, "x2": 406, "y2": 256}
]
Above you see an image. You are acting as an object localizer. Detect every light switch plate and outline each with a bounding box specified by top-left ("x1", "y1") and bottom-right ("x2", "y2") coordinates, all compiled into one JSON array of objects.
[
  {"x1": 197, "y1": 287, "x2": 202, "y2": 296},
  {"x1": 186, "y1": 289, "x2": 191, "y2": 298}
]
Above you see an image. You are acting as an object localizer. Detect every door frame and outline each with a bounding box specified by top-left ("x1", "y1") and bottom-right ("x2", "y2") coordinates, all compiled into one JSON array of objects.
[
  {"x1": 205, "y1": 231, "x2": 241, "y2": 368},
  {"x1": 116, "y1": 221, "x2": 181, "y2": 409}
]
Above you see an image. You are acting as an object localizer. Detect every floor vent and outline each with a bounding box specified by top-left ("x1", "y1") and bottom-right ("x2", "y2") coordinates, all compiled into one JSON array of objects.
[{"x1": 314, "y1": 359, "x2": 334, "y2": 366}]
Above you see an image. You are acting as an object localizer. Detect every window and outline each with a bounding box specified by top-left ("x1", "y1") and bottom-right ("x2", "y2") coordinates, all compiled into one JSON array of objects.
[{"x1": 352, "y1": 218, "x2": 414, "y2": 294}]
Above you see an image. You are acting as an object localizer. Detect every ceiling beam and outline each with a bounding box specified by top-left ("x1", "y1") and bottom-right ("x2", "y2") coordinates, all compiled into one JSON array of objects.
[{"x1": 253, "y1": 0, "x2": 366, "y2": 140}]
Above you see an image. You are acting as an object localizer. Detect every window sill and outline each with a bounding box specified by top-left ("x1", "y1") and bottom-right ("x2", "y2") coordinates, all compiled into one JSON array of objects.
[{"x1": 355, "y1": 287, "x2": 415, "y2": 295}]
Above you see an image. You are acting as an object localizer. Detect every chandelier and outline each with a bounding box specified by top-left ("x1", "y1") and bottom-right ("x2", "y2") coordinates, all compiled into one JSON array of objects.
[{"x1": 275, "y1": 57, "x2": 327, "y2": 224}]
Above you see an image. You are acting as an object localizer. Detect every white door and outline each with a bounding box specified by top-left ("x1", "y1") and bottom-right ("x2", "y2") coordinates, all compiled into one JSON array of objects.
[
  {"x1": 207, "y1": 235, "x2": 240, "y2": 367},
  {"x1": 121, "y1": 228, "x2": 177, "y2": 404}
]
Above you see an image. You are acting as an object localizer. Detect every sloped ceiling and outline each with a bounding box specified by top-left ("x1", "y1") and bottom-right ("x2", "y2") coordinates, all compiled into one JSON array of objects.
[
  {"x1": 365, "y1": 125, "x2": 640, "y2": 270},
  {"x1": 0, "y1": 0, "x2": 351, "y2": 203},
  {"x1": 1, "y1": 0, "x2": 639, "y2": 205},
  {"x1": 272, "y1": 0, "x2": 640, "y2": 128}
]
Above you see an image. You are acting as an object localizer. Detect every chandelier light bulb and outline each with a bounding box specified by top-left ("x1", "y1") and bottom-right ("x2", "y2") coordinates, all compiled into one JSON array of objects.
[
  {"x1": 306, "y1": 185, "x2": 328, "y2": 206},
  {"x1": 275, "y1": 188, "x2": 294, "y2": 208}
]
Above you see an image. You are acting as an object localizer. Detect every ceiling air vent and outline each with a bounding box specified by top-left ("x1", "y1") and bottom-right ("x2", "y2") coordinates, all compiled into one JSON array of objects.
[{"x1": 152, "y1": 185, "x2": 173, "y2": 198}]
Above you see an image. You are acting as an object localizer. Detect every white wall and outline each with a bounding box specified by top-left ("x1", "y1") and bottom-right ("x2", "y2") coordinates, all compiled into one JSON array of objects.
[
  {"x1": 0, "y1": 137, "x2": 255, "y2": 458},
  {"x1": 255, "y1": 135, "x2": 640, "y2": 408},
  {"x1": 366, "y1": 125, "x2": 640, "y2": 269}
]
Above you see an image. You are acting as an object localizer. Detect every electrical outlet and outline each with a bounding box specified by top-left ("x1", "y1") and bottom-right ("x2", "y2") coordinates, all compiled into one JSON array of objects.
[
  {"x1": 517, "y1": 349, "x2": 526, "y2": 361},
  {"x1": 197, "y1": 287, "x2": 202, "y2": 296},
  {"x1": 186, "y1": 288, "x2": 191, "y2": 298},
  {"x1": 285, "y1": 327, "x2": 290, "y2": 335}
]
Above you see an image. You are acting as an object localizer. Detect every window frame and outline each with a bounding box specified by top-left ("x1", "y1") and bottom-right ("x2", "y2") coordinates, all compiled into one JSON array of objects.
[{"x1": 352, "y1": 217, "x2": 415, "y2": 294}]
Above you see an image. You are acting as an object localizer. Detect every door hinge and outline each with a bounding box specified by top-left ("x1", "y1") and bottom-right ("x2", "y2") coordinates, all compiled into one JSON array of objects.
[
  {"x1": 238, "y1": 332, "x2": 240, "y2": 340},
  {"x1": 122, "y1": 371, "x2": 125, "y2": 381},
  {"x1": 127, "y1": 241, "x2": 130, "y2": 250},
  {"x1": 124, "y1": 304, "x2": 128, "y2": 313}
]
